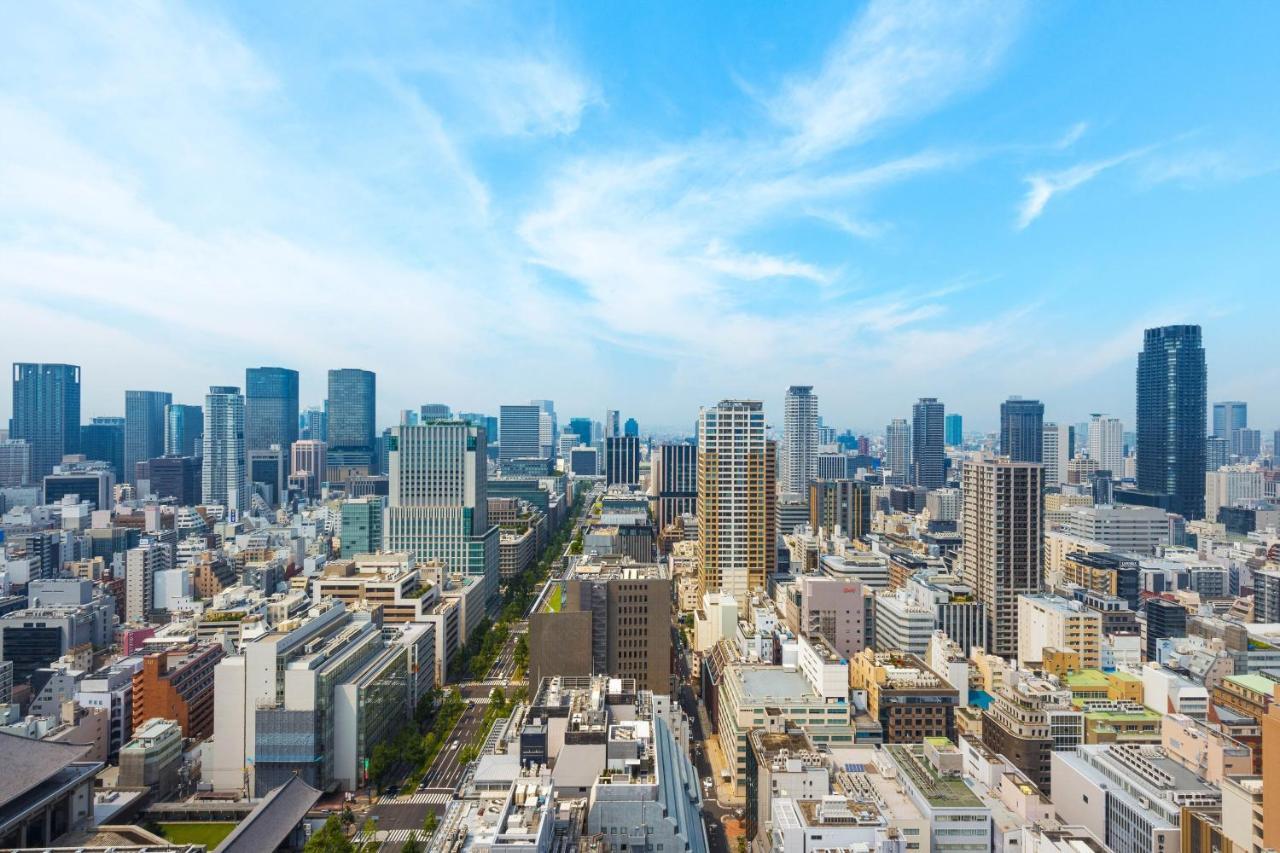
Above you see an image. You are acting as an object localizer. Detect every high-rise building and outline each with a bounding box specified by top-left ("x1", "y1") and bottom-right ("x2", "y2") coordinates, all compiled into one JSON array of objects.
[
  {"x1": 944, "y1": 413, "x2": 963, "y2": 447},
  {"x1": 80, "y1": 416, "x2": 125, "y2": 482},
  {"x1": 697, "y1": 400, "x2": 775, "y2": 601},
  {"x1": 885, "y1": 418, "x2": 911, "y2": 486},
  {"x1": 1087, "y1": 414, "x2": 1124, "y2": 476},
  {"x1": 605, "y1": 435, "x2": 640, "y2": 486},
  {"x1": 420, "y1": 403, "x2": 451, "y2": 421},
  {"x1": 126, "y1": 543, "x2": 166, "y2": 623},
  {"x1": 1000, "y1": 397, "x2": 1044, "y2": 463},
  {"x1": 605, "y1": 410, "x2": 621, "y2": 438},
  {"x1": 961, "y1": 458, "x2": 1044, "y2": 657},
  {"x1": 654, "y1": 442, "x2": 697, "y2": 537},
  {"x1": 1205, "y1": 436, "x2": 1229, "y2": 471},
  {"x1": 566, "y1": 417, "x2": 593, "y2": 446},
  {"x1": 1042, "y1": 422, "x2": 1068, "y2": 487},
  {"x1": 202, "y1": 386, "x2": 247, "y2": 515},
  {"x1": 11, "y1": 363, "x2": 81, "y2": 479},
  {"x1": 163, "y1": 404, "x2": 203, "y2": 458},
  {"x1": 326, "y1": 368, "x2": 376, "y2": 468},
  {"x1": 498, "y1": 404, "x2": 542, "y2": 461},
  {"x1": 808, "y1": 479, "x2": 871, "y2": 539},
  {"x1": 1212, "y1": 401, "x2": 1247, "y2": 439},
  {"x1": 148, "y1": 456, "x2": 201, "y2": 506},
  {"x1": 125, "y1": 390, "x2": 171, "y2": 484},
  {"x1": 1145, "y1": 598, "x2": 1187, "y2": 661},
  {"x1": 384, "y1": 421, "x2": 499, "y2": 602},
  {"x1": 0, "y1": 439, "x2": 32, "y2": 487},
  {"x1": 1230, "y1": 428, "x2": 1261, "y2": 460},
  {"x1": 299, "y1": 405, "x2": 328, "y2": 442},
  {"x1": 290, "y1": 439, "x2": 327, "y2": 500},
  {"x1": 1136, "y1": 325, "x2": 1206, "y2": 519},
  {"x1": 783, "y1": 385, "x2": 819, "y2": 494},
  {"x1": 911, "y1": 398, "x2": 945, "y2": 489},
  {"x1": 623, "y1": 417, "x2": 639, "y2": 438},
  {"x1": 245, "y1": 368, "x2": 299, "y2": 470}
]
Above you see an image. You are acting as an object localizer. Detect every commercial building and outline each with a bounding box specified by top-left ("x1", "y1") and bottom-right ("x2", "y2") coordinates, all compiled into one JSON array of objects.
[
  {"x1": 124, "y1": 389, "x2": 171, "y2": 485},
  {"x1": 849, "y1": 650, "x2": 958, "y2": 743},
  {"x1": 808, "y1": 479, "x2": 871, "y2": 540},
  {"x1": 290, "y1": 438, "x2": 327, "y2": 499},
  {"x1": 79, "y1": 416, "x2": 124, "y2": 481},
  {"x1": 118, "y1": 717, "x2": 183, "y2": 797},
  {"x1": 961, "y1": 457, "x2": 1044, "y2": 657},
  {"x1": 0, "y1": 438, "x2": 32, "y2": 487},
  {"x1": 1146, "y1": 598, "x2": 1188, "y2": 661},
  {"x1": 131, "y1": 643, "x2": 223, "y2": 739},
  {"x1": 1212, "y1": 401, "x2": 1247, "y2": 439},
  {"x1": 1042, "y1": 422, "x2": 1069, "y2": 486},
  {"x1": 872, "y1": 590, "x2": 935, "y2": 656},
  {"x1": 945, "y1": 413, "x2": 963, "y2": 446},
  {"x1": 604, "y1": 435, "x2": 640, "y2": 486},
  {"x1": 1000, "y1": 397, "x2": 1044, "y2": 463},
  {"x1": 883, "y1": 740, "x2": 992, "y2": 853},
  {"x1": 654, "y1": 442, "x2": 697, "y2": 540},
  {"x1": 163, "y1": 402, "x2": 203, "y2": 458},
  {"x1": 1135, "y1": 325, "x2": 1207, "y2": 519},
  {"x1": 1087, "y1": 414, "x2": 1124, "y2": 477},
  {"x1": 201, "y1": 385, "x2": 247, "y2": 514},
  {"x1": 499, "y1": 403, "x2": 543, "y2": 462},
  {"x1": 10, "y1": 363, "x2": 81, "y2": 480},
  {"x1": 1017, "y1": 594, "x2": 1102, "y2": 670},
  {"x1": 327, "y1": 368, "x2": 376, "y2": 474},
  {"x1": 783, "y1": 385, "x2": 819, "y2": 493},
  {"x1": 146, "y1": 455, "x2": 201, "y2": 506},
  {"x1": 43, "y1": 459, "x2": 114, "y2": 510},
  {"x1": 697, "y1": 400, "x2": 775, "y2": 602},
  {"x1": 245, "y1": 367, "x2": 299, "y2": 469},
  {"x1": 339, "y1": 496, "x2": 384, "y2": 557},
  {"x1": 981, "y1": 671, "x2": 1082, "y2": 794},
  {"x1": 911, "y1": 398, "x2": 945, "y2": 489},
  {"x1": 1056, "y1": 503, "x2": 1168, "y2": 555}
]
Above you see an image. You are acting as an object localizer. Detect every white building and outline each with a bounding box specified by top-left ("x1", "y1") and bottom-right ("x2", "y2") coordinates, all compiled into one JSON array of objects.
[
  {"x1": 873, "y1": 589, "x2": 936, "y2": 656},
  {"x1": 1204, "y1": 465, "x2": 1264, "y2": 522},
  {"x1": 202, "y1": 386, "x2": 247, "y2": 515},
  {"x1": 1041, "y1": 422, "x2": 1069, "y2": 487},
  {"x1": 783, "y1": 386, "x2": 819, "y2": 494},
  {"x1": 1087, "y1": 414, "x2": 1124, "y2": 477},
  {"x1": 1057, "y1": 504, "x2": 1169, "y2": 555}
]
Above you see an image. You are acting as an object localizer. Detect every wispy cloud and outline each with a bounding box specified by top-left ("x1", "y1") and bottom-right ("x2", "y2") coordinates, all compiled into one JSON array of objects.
[{"x1": 1016, "y1": 145, "x2": 1153, "y2": 229}]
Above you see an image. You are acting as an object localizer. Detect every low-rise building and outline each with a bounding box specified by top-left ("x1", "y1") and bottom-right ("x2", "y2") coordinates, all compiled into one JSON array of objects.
[{"x1": 849, "y1": 649, "x2": 958, "y2": 744}]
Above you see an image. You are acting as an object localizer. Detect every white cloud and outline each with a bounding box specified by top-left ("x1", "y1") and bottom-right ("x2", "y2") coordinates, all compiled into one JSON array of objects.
[
  {"x1": 699, "y1": 241, "x2": 832, "y2": 284},
  {"x1": 1016, "y1": 146, "x2": 1152, "y2": 229},
  {"x1": 770, "y1": 0, "x2": 1025, "y2": 160}
]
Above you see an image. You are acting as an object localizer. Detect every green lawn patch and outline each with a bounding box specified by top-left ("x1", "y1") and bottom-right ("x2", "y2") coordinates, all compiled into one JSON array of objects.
[{"x1": 156, "y1": 822, "x2": 237, "y2": 847}]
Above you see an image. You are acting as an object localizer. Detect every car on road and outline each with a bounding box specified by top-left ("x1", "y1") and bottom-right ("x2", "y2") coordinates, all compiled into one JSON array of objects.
[
  {"x1": 702, "y1": 777, "x2": 712, "y2": 789},
  {"x1": 386, "y1": 785, "x2": 400, "y2": 797}
]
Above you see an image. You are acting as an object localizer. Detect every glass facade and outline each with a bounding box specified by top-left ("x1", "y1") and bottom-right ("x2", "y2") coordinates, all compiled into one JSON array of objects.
[
  {"x1": 1136, "y1": 325, "x2": 1206, "y2": 519},
  {"x1": 11, "y1": 363, "x2": 81, "y2": 479}
]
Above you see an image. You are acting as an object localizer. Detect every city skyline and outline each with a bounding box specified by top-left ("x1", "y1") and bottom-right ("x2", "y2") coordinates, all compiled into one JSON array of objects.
[{"x1": 3, "y1": 2, "x2": 1279, "y2": 429}]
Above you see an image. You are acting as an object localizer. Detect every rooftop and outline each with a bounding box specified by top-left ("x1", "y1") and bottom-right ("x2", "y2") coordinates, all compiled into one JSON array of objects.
[
  {"x1": 884, "y1": 744, "x2": 984, "y2": 810},
  {"x1": 738, "y1": 666, "x2": 818, "y2": 702},
  {"x1": 1224, "y1": 673, "x2": 1277, "y2": 696}
]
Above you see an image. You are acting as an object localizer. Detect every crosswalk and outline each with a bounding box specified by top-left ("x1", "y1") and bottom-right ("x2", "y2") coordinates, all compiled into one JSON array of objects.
[
  {"x1": 356, "y1": 828, "x2": 436, "y2": 845},
  {"x1": 401, "y1": 789, "x2": 453, "y2": 804}
]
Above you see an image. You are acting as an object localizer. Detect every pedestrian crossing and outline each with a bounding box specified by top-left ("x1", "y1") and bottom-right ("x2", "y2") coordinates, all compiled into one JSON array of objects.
[
  {"x1": 402, "y1": 789, "x2": 453, "y2": 804},
  {"x1": 356, "y1": 828, "x2": 437, "y2": 844}
]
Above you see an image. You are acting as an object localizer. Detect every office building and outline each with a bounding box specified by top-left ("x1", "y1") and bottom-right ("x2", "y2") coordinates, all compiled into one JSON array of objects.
[
  {"x1": 911, "y1": 398, "x2": 945, "y2": 489},
  {"x1": 1230, "y1": 427, "x2": 1261, "y2": 460},
  {"x1": 1205, "y1": 436, "x2": 1229, "y2": 471},
  {"x1": 1136, "y1": 325, "x2": 1206, "y2": 519},
  {"x1": 248, "y1": 445, "x2": 287, "y2": 505},
  {"x1": 885, "y1": 418, "x2": 911, "y2": 485},
  {"x1": 384, "y1": 421, "x2": 499, "y2": 602},
  {"x1": 125, "y1": 542, "x2": 166, "y2": 623},
  {"x1": 1204, "y1": 465, "x2": 1264, "y2": 522},
  {"x1": 605, "y1": 435, "x2": 640, "y2": 486},
  {"x1": 605, "y1": 409, "x2": 621, "y2": 438},
  {"x1": 326, "y1": 368, "x2": 376, "y2": 470},
  {"x1": 43, "y1": 458, "x2": 114, "y2": 509},
  {"x1": 654, "y1": 442, "x2": 697, "y2": 537},
  {"x1": 419, "y1": 402, "x2": 450, "y2": 421},
  {"x1": 299, "y1": 405, "x2": 327, "y2": 442},
  {"x1": 1213, "y1": 401, "x2": 1247, "y2": 439},
  {"x1": 697, "y1": 400, "x2": 775, "y2": 601},
  {"x1": 163, "y1": 403, "x2": 203, "y2": 458},
  {"x1": 982, "y1": 672, "x2": 1082, "y2": 795},
  {"x1": 499, "y1": 403, "x2": 543, "y2": 462},
  {"x1": 623, "y1": 416, "x2": 639, "y2": 437},
  {"x1": 1057, "y1": 504, "x2": 1169, "y2": 555},
  {"x1": 290, "y1": 439, "x2": 327, "y2": 499},
  {"x1": 569, "y1": 445, "x2": 599, "y2": 477},
  {"x1": 1146, "y1": 599, "x2": 1188, "y2": 661},
  {"x1": 0, "y1": 439, "x2": 30, "y2": 487},
  {"x1": 1087, "y1": 414, "x2": 1124, "y2": 476},
  {"x1": 529, "y1": 558, "x2": 672, "y2": 692},
  {"x1": 883, "y1": 740, "x2": 992, "y2": 852},
  {"x1": 808, "y1": 479, "x2": 871, "y2": 540},
  {"x1": 1000, "y1": 397, "x2": 1044, "y2": 463},
  {"x1": 566, "y1": 417, "x2": 593, "y2": 446},
  {"x1": 201, "y1": 385, "x2": 247, "y2": 514},
  {"x1": 340, "y1": 496, "x2": 384, "y2": 557},
  {"x1": 1042, "y1": 422, "x2": 1068, "y2": 487},
  {"x1": 131, "y1": 643, "x2": 223, "y2": 738},
  {"x1": 783, "y1": 385, "x2": 819, "y2": 493},
  {"x1": 944, "y1": 412, "x2": 963, "y2": 446},
  {"x1": 119, "y1": 717, "x2": 183, "y2": 798},
  {"x1": 144, "y1": 455, "x2": 200, "y2": 505},
  {"x1": 872, "y1": 591, "x2": 937, "y2": 656},
  {"x1": 79, "y1": 416, "x2": 124, "y2": 481},
  {"x1": 245, "y1": 367, "x2": 299, "y2": 469},
  {"x1": 11, "y1": 363, "x2": 81, "y2": 479},
  {"x1": 961, "y1": 457, "x2": 1044, "y2": 657},
  {"x1": 124, "y1": 389, "x2": 171, "y2": 484},
  {"x1": 1017, "y1": 594, "x2": 1102, "y2": 670}
]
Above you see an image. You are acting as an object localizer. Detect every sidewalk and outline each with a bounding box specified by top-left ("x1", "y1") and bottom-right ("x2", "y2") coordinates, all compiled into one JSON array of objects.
[{"x1": 701, "y1": 724, "x2": 744, "y2": 806}]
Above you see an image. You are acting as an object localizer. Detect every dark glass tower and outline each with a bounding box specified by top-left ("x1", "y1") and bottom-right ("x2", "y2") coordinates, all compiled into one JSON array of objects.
[
  {"x1": 246, "y1": 367, "x2": 299, "y2": 467},
  {"x1": 81, "y1": 416, "x2": 125, "y2": 481},
  {"x1": 1136, "y1": 325, "x2": 1206, "y2": 519},
  {"x1": 125, "y1": 390, "x2": 171, "y2": 484},
  {"x1": 911, "y1": 397, "x2": 945, "y2": 489},
  {"x1": 326, "y1": 369, "x2": 376, "y2": 459},
  {"x1": 164, "y1": 404, "x2": 204, "y2": 458},
  {"x1": 11, "y1": 363, "x2": 81, "y2": 479},
  {"x1": 999, "y1": 398, "x2": 1044, "y2": 463},
  {"x1": 566, "y1": 417, "x2": 593, "y2": 445}
]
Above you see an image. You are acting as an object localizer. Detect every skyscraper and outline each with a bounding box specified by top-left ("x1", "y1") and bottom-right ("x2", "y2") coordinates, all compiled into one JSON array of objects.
[
  {"x1": 697, "y1": 400, "x2": 775, "y2": 602},
  {"x1": 1136, "y1": 325, "x2": 1206, "y2": 519},
  {"x1": 290, "y1": 439, "x2": 327, "y2": 500},
  {"x1": 623, "y1": 417, "x2": 639, "y2": 438},
  {"x1": 498, "y1": 404, "x2": 542, "y2": 462},
  {"x1": 605, "y1": 435, "x2": 640, "y2": 486},
  {"x1": 999, "y1": 398, "x2": 1044, "y2": 463},
  {"x1": 783, "y1": 385, "x2": 819, "y2": 494},
  {"x1": 1042, "y1": 422, "x2": 1069, "y2": 487},
  {"x1": 11, "y1": 363, "x2": 81, "y2": 479},
  {"x1": 164, "y1": 404, "x2": 203, "y2": 458},
  {"x1": 420, "y1": 403, "x2": 451, "y2": 421},
  {"x1": 1212, "y1": 401, "x2": 1247, "y2": 439},
  {"x1": 911, "y1": 397, "x2": 945, "y2": 489},
  {"x1": 885, "y1": 418, "x2": 911, "y2": 486},
  {"x1": 566, "y1": 417, "x2": 593, "y2": 446},
  {"x1": 202, "y1": 386, "x2": 247, "y2": 515},
  {"x1": 245, "y1": 367, "x2": 299, "y2": 469},
  {"x1": 944, "y1": 413, "x2": 963, "y2": 447},
  {"x1": 1087, "y1": 414, "x2": 1124, "y2": 476},
  {"x1": 299, "y1": 406, "x2": 328, "y2": 442},
  {"x1": 655, "y1": 442, "x2": 697, "y2": 537},
  {"x1": 384, "y1": 421, "x2": 499, "y2": 601},
  {"x1": 326, "y1": 369, "x2": 376, "y2": 470},
  {"x1": 605, "y1": 410, "x2": 621, "y2": 438},
  {"x1": 80, "y1": 416, "x2": 125, "y2": 482},
  {"x1": 961, "y1": 458, "x2": 1044, "y2": 657},
  {"x1": 809, "y1": 479, "x2": 872, "y2": 539},
  {"x1": 125, "y1": 390, "x2": 172, "y2": 484}
]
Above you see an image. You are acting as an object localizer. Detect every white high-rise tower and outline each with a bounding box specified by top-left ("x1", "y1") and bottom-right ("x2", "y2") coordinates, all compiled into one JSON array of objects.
[
  {"x1": 202, "y1": 386, "x2": 247, "y2": 516},
  {"x1": 1088, "y1": 414, "x2": 1124, "y2": 477},
  {"x1": 783, "y1": 385, "x2": 818, "y2": 494}
]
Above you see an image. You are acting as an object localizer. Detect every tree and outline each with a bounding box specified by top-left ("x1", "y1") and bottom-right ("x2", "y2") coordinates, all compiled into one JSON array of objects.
[
  {"x1": 423, "y1": 811, "x2": 439, "y2": 834},
  {"x1": 490, "y1": 686, "x2": 506, "y2": 712},
  {"x1": 305, "y1": 815, "x2": 353, "y2": 853},
  {"x1": 400, "y1": 831, "x2": 421, "y2": 853}
]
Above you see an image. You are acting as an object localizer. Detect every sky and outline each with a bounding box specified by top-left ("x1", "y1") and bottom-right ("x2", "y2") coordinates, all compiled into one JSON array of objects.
[{"x1": 2, "y1": 1, "x2": 1278, "y2": 436}]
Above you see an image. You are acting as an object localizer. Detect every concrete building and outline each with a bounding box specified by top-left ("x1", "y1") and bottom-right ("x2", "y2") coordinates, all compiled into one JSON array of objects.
[
  {"x1": 499, "y1": 404, "x2": 543, "y2": 462},
  {"x1": 1017, "y1": 594, "x2": 1102, "y2": 670},
  {"x1": 849, "y1": 650, "x2": 958, "y2": 744},
  {"x1": 1087, "y1": 414, "x2": 1124, "y2": 478},
  {"x1": 883, "y1": 740, "x2": 992, "y2": 853},
  {"x1": 124, "y1": 389, "x2": 171, "y2": 485},
  {"x1": 1042, "y1": 422, "x2": 1069, "y2": 487},
  {"x1": 118, "y1": 717, "x2": 183, "y2": 797},
  {"x1": 131, "y1": 643, "x2": 222, "y2": 739},
  {"x1": 808, "y1": 479, "x2": 871, "y2": 540},
  {"x1": 961, "y1": 457, "x2": 1044, "y2": 657},
  {"x1": 1056, "y1": 504, "x2": 1169, "y2": 555},
  {"x1": 783, "y1": 385, "x2": 819, "y2": 494},
  {"x1": 202, "y1": 385, "x2": 247, "y2": 515},
  {"x1": 0, "y1": 732, "x2": 101, "y2": 848},
  {"x1": 0, "y1": 438, "x2": 32, "y2": 487},
  {"x1": 290, "y1": 438, "x2": 327, "y2": 499},
  {"x1": 884, "y1": 418, "x2": 911, "y2": 486},
  {"x1": 981, "y1": 671, "x2": 1082, "y2": 794},
  {"x1": 872, "y1": 589, "x2": 935, "y2": 656},
  {"x1": 1204, "y1": 465, "x2": 1264, "y2": 522},
  {"x1": 697, "y1": 400, "x2": 775, "y2": 602},
  {"x1": 604, "y1": 435, "x2": 640, "y2": 486}
]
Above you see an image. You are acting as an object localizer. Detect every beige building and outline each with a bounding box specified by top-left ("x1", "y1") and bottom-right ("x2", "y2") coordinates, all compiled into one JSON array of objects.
[{"x1": 1017, "y1": 594, "x2": 1101, "y2": 670}]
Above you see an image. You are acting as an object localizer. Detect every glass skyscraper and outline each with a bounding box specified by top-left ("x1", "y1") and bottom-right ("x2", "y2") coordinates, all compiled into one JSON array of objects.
[
  {"x1": 911, "y1": 397, "x2": 945, "y2": 489},
  {"x1": 326, "y1": 368, "x2": 376, "y2": 461},
  {"x1": 1136, "y1": 325, "x2": 1206, "y2": 519},
  {"x1": 498, "y1": 404, "x2": 542, "y2": 461},
  {"x1": 999, "y1": 397, "x2": 1044, "y2": 463},
  {"x1": 246, "y1": 367, "x2": 299, "y2": 467},
  {"x1": 125, "y1": 389, "x2": 171, "y2": 484},
  {"x1": 202, "y1": 386, "x2": 247, "y2": 515},
  {"x1": 11, "y1": 363, "x2": 81, "y2": 479},
  {"x1": 944, "y1": 413, "x2": 963, "y2": 447},
  {"x1": 164, "y1": 404, "x2": 203, "y2": 458},
  {"x1": 80, "y1": 416, "x2": 124, "y2": 481}
]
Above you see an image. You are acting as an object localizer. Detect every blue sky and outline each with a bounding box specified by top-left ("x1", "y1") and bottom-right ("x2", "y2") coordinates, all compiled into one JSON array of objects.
[{"x1": 2, "y1": 1, "x2": 1278, "y2": 435}]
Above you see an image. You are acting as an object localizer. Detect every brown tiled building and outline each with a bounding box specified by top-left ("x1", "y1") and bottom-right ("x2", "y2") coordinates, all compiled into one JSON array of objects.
[
  {"x1": 848, "y1": 649, "x2": 958, "y2": 743},
  {"x1": 191, "y1": 553, "x2": 235, "y2": 599},
  {"x1": 131, "y1": 643, "x2": 223, "y2": 738}
]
